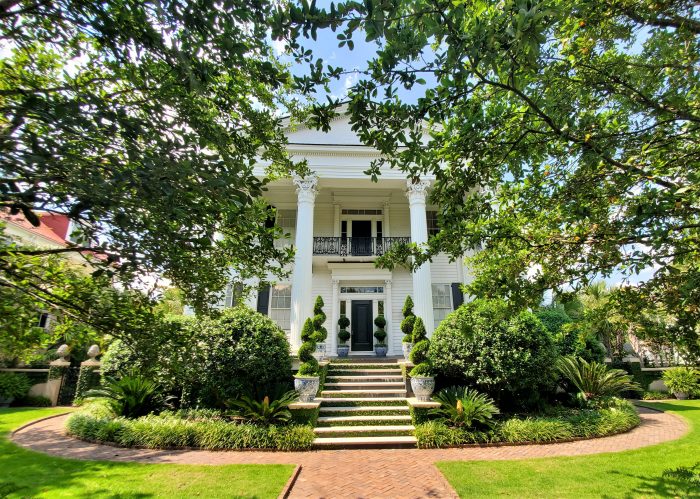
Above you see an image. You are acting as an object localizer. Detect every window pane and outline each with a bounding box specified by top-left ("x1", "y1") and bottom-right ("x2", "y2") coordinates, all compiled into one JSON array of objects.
[
  {"x1": 270, "y1": 285, "x2": 292, "y2": 331},
  {"x1": 427, "y1": 211, "x2": 439, "y2": 236},
  {"x1": 432, "y1": 284, "x2": 452, "y2": 329}
]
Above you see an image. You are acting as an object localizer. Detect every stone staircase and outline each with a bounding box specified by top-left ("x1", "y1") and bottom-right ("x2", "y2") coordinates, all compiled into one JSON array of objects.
[{"x1": 313, "y1": 359, "x2": 417, "y2": 448}]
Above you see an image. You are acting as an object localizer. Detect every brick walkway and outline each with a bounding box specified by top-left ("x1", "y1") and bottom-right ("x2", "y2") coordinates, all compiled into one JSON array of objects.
[{"x1": 11, "y1": 407, "x2": 687, "y2": 498}]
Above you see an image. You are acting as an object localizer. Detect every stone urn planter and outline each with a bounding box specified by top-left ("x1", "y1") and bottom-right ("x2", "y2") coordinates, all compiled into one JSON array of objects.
[
  {"x1": 410, "y1": 376, "x2": 435, "y2": 402},
  {"x1": 313, "y1": 342, "x2": 327, "y2": 361},
  {"x1": 375, "y1": 345, "x2": 388, "y2": 357},
  {"x1": 674, "y1": 392, "x2": 689, "y2": 400},
  {"x1": 294, "y1": 376, "x2": 320, "y2": 402},
  {"x1": 402, "y1": 342, "x2": 413, "y2": 361},
  {"x1": 337, "y1": 345, "x2": 350, "y2": 357},
  {"x1": 0, "y1": 396, "x2": 13, "y2": 408}
]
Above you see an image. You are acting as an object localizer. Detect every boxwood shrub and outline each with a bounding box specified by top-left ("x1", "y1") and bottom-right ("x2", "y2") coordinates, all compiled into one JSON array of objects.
[
  {"x1": 429, "y1": 298, "x2": 558, "y2": 409},
  {"x1": 102, "y1": 307, "x2": 293, "y2": 408},
  {"x1": 415, "y1": 400, "x2": 640, "y2": 448},
  {"x1": 66, "y1": 408, "x2": 315, "y2": 451}
]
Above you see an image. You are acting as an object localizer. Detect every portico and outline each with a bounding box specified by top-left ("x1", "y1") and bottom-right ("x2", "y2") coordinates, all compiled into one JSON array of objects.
[{"x1": 287, "y1": 175, "x2": 436, "y2": 353}]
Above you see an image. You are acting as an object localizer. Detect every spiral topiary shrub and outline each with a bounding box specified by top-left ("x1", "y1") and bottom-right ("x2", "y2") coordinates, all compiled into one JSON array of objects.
[
  {"x1": 311, "y1": 296, "x2": 327, "y2": 344},
  {"x1": 410, "y1": 317, "x2": 433, "y2": 377},
  {"x1": 401, "y1": 296, "x2": 416, "y2": 342},
  {"x1": 297, "y1": 318, "x2": 319, "y2": 376}
]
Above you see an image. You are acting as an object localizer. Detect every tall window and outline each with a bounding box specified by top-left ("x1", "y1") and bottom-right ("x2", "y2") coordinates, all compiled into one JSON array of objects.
[
  {"x1": 37, "y1": 312, "x2": 51, "y2": 330},
  {"x1": 432, "y1": 284, "x2": 452, "y2": 329},
  {"x1": 269, "y1": 285, "x2": 292, "y2": 332},
  {"x1": 427, "y1": 211, "x2": 439, "y2": 236},
  {"x1": 274, "y1": 209, "x2": 297, "y2": 248},
  {"x1": 224, "y1": 282, "x2": 244, "y2": 308}
]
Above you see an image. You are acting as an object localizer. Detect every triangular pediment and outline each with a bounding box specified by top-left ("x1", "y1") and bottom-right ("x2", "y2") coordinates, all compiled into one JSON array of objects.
[{"x1": 284, "y1": 114, "x2": 366, "y2": 146}]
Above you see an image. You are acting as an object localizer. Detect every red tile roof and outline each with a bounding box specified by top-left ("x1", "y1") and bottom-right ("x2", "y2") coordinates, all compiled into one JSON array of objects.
[{"x1": 1, "y1": 211, "x2": 71, "y2": 246}]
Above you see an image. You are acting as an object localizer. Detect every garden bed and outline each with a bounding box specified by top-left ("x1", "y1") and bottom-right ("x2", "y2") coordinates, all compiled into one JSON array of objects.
[
  {"x1": 66, "y1": 405, "x2": 316, "y2": 451},
  {"x1": 413, "y1": 400, "x2": 641, "y2": 448}
]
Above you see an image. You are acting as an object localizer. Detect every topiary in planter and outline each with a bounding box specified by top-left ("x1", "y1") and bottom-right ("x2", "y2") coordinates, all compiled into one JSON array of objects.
[
  {"x1": 401, "y1": 296, "x2": 416, "y2": 360},
  {"x1": 374, "y1": 315, "x2": 388, "y2": 357},
  {"x1": 311, "y1": 296, "x2": 328, "y2": 344},
  {"x1": 337, "y1": 316, "x2": 351, "y2": 345},
  {"x1": 298, "y1": 319, "x2": 319, "y2": 376},
  {"x1": 410, "y1": 317, "x2": 433, "y2": 378}
]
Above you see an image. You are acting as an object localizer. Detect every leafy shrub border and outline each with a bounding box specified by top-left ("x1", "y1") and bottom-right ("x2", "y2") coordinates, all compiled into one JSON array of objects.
[
  {"x1": 66, "y1": 409, "x2": 315, "y2": 451},
  {"x1": 413, "y1": 400, "x2": 641, "y2": 449}
]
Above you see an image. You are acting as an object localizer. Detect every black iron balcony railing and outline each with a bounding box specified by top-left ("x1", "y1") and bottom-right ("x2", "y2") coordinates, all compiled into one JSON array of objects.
[{"x1": 312, "y1": 237, "x2": 411, "y2": 257}]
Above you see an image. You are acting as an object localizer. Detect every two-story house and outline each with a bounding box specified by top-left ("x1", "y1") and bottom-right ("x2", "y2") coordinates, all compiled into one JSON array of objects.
[{"x1": 218, "y1": 112, "x2": 472, "y2": 355}]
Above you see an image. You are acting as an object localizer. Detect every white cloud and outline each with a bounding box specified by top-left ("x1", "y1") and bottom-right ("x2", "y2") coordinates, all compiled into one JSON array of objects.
[{"x1": 271, "y1": 38, "x2": 286, "y2": 56}]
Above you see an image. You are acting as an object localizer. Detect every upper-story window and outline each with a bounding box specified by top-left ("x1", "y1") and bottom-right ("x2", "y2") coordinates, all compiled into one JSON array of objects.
[
  {"x1": 275, "y1": 209, "x2": 297, "y2": 247},
  {"x1": 427, "y1": 211, "x2": 439, "y2": 236},
  {"x1": 224, "y1": 282, "x2": 244, "y2": 307}
]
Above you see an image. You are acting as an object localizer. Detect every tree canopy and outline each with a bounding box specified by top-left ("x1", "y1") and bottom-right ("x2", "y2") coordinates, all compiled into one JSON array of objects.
[
  {"x1": 1, "y1": 0, "x2": 305, "y2": 314},
  {"x1": 274, "y1": 0, "x2": 699, "y2": 350}
]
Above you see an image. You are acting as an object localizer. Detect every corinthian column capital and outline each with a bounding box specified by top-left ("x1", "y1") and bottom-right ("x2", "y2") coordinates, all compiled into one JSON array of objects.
[
  {"x1": 293, "y1": 174, "x2": 319, "y2": 203},
  {"x1": 405, "y1": 178, "x2": 431, "y2": 204}
]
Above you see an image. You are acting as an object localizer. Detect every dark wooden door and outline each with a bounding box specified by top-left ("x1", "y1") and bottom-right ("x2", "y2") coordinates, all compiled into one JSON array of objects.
[
  {"x1": 351, "y1": 300, "x2": 373, "y2": 351},
  {"x1": 351, "y1": 220, "x2": 372, "y2": 256}
]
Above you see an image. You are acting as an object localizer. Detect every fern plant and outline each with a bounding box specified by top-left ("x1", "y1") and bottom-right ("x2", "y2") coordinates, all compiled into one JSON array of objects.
[
  {"x1": 85, "y1": 373, "x2": 168, "y2": 419},
  {"x1": 557, "y1": 356, "x2": 641, "y2": 403},
  {"x1": 431, "y1": 386, "x2": 500, "y2": 429},
  {"x1": 225, "y1": 390, "x2": 298, "y2": 425}
]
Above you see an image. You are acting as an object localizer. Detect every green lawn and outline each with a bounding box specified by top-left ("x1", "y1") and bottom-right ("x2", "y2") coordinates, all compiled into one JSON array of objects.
[
  {"x1": 437, "y1": 400, "x2": 700, "y2": 498},
  {"x1": 0, "y1": 408, "x2": 295, "y2": 499}
]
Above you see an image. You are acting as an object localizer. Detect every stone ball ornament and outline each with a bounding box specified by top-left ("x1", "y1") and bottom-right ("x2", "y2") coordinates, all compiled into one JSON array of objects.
[
  {"x1": 56, "y1": 344, "x2": 70, "y2": 361},
  {"x1": 87, "y1": 344, "x2": 101, "y2": 359}
]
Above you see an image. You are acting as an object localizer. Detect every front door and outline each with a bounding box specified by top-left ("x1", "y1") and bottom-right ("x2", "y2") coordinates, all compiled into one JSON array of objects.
[
  {"x1": 351, "y1": 300, "x2": 373, "y2": 351},
  {"x1": 351, "y1": 220, "x2": 372, "y2": 256}
]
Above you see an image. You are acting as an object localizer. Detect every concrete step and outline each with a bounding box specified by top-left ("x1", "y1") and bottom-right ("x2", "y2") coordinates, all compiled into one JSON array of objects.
[
  {"x1": 324, "y1": 381, "x2": 406, "y2": 388},
  {"x1": 313, "y1": 435, "x2": 417, "y2": 448},
  {"x1": 326, "y1": 375, "x2": 404, "y2": 382},
  {"x1": 320, "y1": 389, "x2": 407, "y2": 398},
  {"x1": 327, "y1": 369, "x2": 403, "y2": 375},
  {"x1": 314, "y1": 424, "x2": 415, "y2": 435},
  {"x1": 318, "y1": 415, "x2": 413, "y2": 425},
  {"x1": 317, "y1": 397, "x2": 408, "y2": 406},
  {"x1": 328, "y1": 363, "x2": 400, "y2": 369},
  {"x1": 319, "y1": 405, "x2": 409, "y2": 413}
]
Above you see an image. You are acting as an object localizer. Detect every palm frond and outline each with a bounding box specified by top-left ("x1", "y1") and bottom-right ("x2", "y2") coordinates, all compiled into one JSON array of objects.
[{"x1": 557, "y1": 356, "x2": 641, "y2": 401}]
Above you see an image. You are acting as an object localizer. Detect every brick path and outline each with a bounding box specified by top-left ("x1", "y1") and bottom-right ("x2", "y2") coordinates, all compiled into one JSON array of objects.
[{"x1": 11, "y1": 407, "x2": 687, "y2": 498}]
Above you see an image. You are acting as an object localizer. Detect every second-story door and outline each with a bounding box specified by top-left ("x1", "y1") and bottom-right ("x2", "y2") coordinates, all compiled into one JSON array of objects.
[{"x1": 351, "y1": 220, "x2": 372, "y2": 256}]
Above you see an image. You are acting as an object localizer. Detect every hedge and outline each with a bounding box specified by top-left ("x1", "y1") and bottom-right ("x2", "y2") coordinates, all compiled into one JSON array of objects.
[
  {"x1": 66, "y1": 409, "x2": 315, "y2": 451},
  {"x1": 414, "y1": 400, "x2": 640, "y2": 448}
]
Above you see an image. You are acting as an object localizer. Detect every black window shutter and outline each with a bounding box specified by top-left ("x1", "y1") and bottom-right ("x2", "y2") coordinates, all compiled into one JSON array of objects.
[
  {"x1": 451, "y1": 283, "x2": 464, "y2": 310},
  {"x1": 257, "y1": 285, "x2": 271, "y2": 314}
]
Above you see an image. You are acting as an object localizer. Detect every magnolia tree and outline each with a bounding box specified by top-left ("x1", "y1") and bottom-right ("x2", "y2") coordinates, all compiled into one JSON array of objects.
[
  {"x1": 273, "y1": 0, "x2": 700, "y2": 358},
  {"x1": 0, "y1": 0, "x2": 310, "y2": 319}
]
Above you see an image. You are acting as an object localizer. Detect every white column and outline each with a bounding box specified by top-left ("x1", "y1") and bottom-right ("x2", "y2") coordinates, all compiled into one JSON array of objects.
[
  {"x1": 384, "y1": 279, "x2": 393, "y2": 354},
  {"x1": 289, "y1": 175, "x2": 318, "y2": 351},
  {"x1": 333, "y1": 203, "x2": 340, "y2": 237},
  {"x1": 383, "y1": 200, "x2": 391, "y2": 237},
  {"x1": 330, "y1": 278, "x2": 340, "y2": 356},
  {"x1": 406, "y1": 179, "x2": 435, "y2": 335}
]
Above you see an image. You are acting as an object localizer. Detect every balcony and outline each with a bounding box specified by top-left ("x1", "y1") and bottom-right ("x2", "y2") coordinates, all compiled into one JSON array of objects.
[{"x1": 312, "y1": 237, "x2": 411, "y2": 257}]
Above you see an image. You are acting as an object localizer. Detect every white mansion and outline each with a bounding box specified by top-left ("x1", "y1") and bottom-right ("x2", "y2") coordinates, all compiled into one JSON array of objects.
[{"x1": 209, "y1": 113, "x2": 473, "y2": 355}]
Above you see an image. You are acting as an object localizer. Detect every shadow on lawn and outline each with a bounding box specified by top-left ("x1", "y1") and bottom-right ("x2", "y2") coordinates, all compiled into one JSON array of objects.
[
  {"x1": 637, "y1": 402, "x2": 700, "y2": 413},
  {"x1": 601, "y1": 468, "x2": 700, "y2": 498}
]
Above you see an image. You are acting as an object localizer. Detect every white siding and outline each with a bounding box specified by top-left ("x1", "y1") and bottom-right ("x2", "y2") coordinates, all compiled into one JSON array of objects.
[{"x1": 390, "y1": 270, "x2": 413, "y2": 354}]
